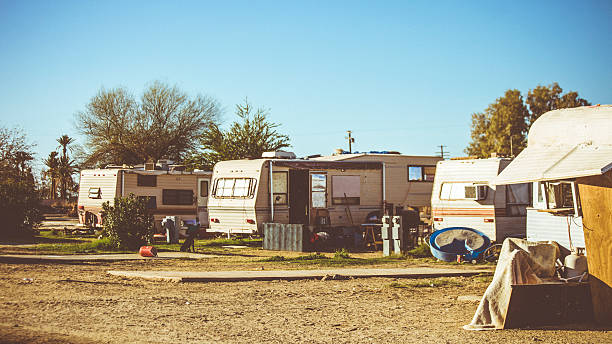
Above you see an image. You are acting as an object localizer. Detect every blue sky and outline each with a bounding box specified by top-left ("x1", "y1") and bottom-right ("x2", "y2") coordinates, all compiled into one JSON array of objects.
[{"x1": 1, "y1": 0, "x2": 611, "y2": 170}]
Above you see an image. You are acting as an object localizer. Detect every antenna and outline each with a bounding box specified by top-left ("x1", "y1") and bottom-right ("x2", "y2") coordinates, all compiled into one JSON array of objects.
[
  {"x1": 437, "y1": 145, "x2": 449, "y2": 159},
  {"x1": 345, "y1": 130, "x2": 355, "y2": 153}
]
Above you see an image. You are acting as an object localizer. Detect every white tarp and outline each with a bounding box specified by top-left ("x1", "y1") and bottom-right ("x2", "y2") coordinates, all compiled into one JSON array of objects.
[{"x1": 464, "y1": 238, "x2": 560, "y2": 330}]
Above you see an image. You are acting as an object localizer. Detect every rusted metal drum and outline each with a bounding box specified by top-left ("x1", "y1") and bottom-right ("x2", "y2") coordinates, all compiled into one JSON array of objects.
[{"x1": 139, "y1": 246, "x2": 157, "y2": 257}]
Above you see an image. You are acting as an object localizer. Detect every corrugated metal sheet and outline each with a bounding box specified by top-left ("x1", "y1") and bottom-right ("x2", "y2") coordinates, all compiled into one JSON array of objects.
[
  {"x1": 263, "y1": 223, "x2": 308, "y2": 252},
  {"x1": 526, "y1": 209, "x2": 585, "y2": 252}
]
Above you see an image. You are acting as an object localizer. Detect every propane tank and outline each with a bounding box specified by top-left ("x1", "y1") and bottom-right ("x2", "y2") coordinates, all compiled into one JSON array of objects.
[{"x1": 564, "y1": 250, "x2": 588, "y2": 279}]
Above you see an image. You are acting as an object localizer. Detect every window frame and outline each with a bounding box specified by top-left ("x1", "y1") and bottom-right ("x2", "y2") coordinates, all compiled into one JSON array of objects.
[
  {"x1": 311, "y1": 173, "x2": 327, "y2": 208},
  {"x1": 137, "y1": 174, "x2": 157, "y2": 187},
  {"x1": 439, "y1": 182, "x2": 488, "y2": 201},
  {"x1": 199, "y1": 180, "x2": 209, "y2": 197},
  {"x1": 88, "y1": 187, "x2": 101, "y2": 199},
  {"x1": 542, "y1": 181, "x2": 580, "y2": 216},
  {"x1": 138, "y1": 195, "x2": 157, "y2": 209},
  {"x1": 162, "y1": 189, "x2": 194, "y2": 206},
  {"x1": 331, "y1": 175, "x2": 361, "y2": 205},
  {"x1": 272, "y1": 171, "x2": 288, "y2": 205},
  {"x1": 408, "y1": 165, "x2": 436, "y2": 182},
  {"x1": 212, "y1": 177, "x2": 257, "y2": 199}
]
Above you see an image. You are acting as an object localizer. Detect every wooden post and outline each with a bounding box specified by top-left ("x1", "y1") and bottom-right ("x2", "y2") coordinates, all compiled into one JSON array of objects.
[{"x1": 577, "y1": 174, "x2": 612, "y2": 325}]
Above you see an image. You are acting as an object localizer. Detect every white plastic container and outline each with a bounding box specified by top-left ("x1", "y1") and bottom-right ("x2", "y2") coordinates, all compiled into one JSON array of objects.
[{"x1": 564, "y1": 252, "x2": 588, "y2": 279}]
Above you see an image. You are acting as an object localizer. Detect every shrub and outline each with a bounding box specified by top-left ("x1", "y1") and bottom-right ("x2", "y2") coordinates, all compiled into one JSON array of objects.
[
  {"x1": 0, "y1": 179, "x2": 42, "y2": 236},
  {"x1": 101, "y1": 194, "x2": 154, "y2": 250},
  {"x1": 406, "y1": 243, "x2": 432, "y2": 258},
  {"x1": 334, "y1": 248, "x2": 351, "y2": 259}
]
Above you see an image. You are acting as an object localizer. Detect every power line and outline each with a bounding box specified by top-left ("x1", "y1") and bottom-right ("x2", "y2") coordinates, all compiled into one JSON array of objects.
[
  {"x1": 345, "y1": 130, "x2": 355, "y2": 153},
  {"x1": 436, "y1": 145, "x2": 449, "y2": 159}
]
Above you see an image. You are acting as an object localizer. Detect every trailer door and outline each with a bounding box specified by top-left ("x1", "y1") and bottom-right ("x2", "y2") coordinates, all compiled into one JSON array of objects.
[
  {"x1": 197, "y1": 178, "x2": 210, "y2": 226},
  {"x1": 289, "y1": 170, "x2": 309, "y2": 224}
]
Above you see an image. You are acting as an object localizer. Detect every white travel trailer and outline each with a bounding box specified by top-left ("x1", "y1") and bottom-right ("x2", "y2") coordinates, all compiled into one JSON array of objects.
[
  {"x1": 77, "y1": 164, "x2": 211, "y2": 231},
  {"x1": 207, "y1": 152, "x2": 442, "y2": 234},
  {"x1": 494, "y1": 105, "x2": 612, "y2": 253},
  {"x1": 430, "y1": 158, "x2": 529, "y2": 242}
]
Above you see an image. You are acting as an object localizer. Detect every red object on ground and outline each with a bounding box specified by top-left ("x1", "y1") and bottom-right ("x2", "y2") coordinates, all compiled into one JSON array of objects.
[{"x1": 139, "y1": 246, "x2": 157, "y2": 257}]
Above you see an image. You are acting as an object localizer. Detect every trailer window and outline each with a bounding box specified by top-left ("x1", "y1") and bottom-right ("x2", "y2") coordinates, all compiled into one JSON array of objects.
[
  {"x1": 544, "y1": 182, "x2": 577, "y2": 210},
  {"x1": 212, "y1": 178, "x2": 257, "y2": 198},
  {"x1": 408, "y1": 166, "x2": 436, "y2": 182},
  {"x1": 88, "y1": 187, "x2": 101, "y2": 199},
  {"x1": 332, "y1": 175, "x2": 360, "y2": 205},
  {"x1": 505, "y1": 183, "x2": 530, "y2": 216},
  {"x1": 162, "y1": 189, "x2": 194, "y2": 205},
  {"x1": 272, "y1": 172, "x2": 288, "y2": 205},
  {"x1": 138, "y1": 196, "x2": 157, "y2": 209},
  {"x1": 440, "y1": 182, "x2": 487, "y2": 200},
  {"x1": 311, "y1": 173, "x2": 327, "y2": 208},
  {"x1": 199, "y1": 180, "x2": 208, "y2": 197},
  {"x1": 137, "y1": 175, "x2": 157, "y2": 187}
]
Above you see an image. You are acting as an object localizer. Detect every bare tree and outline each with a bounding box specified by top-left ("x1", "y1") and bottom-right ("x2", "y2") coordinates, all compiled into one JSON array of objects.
[{"x1": 75, "y1": 81, "x2": 220, "y2": 167}]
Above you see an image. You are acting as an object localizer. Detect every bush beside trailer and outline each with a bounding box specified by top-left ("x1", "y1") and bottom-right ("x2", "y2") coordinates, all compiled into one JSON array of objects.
[
  {"x1": 77, "y1": 167, "x2": 211, "y2": 231},
  {"x1": 207, "y1": 153, "x2": 442, "y2": 235},
  {"x1": 431, "y1": 157, "x2": 529, "y2": 242}
]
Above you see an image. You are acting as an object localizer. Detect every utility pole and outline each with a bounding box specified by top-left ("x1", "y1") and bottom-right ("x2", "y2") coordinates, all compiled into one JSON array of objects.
[
  {"x1": 437, "y1": 145, "x2": 449, "y2": 159},
  {"x1": 346, "y1": 130, "x2": 355, "y2": 153}
]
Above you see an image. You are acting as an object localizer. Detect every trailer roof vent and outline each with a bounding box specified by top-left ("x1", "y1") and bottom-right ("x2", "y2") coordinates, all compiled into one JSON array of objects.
[{"x1": 262, "y1": 151, "x2": 296, "y2": 159}]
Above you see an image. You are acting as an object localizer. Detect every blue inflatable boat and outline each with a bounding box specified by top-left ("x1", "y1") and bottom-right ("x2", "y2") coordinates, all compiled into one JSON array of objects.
[{"x1": 429, "y1": 227, "x2": 491, "y2": 262}]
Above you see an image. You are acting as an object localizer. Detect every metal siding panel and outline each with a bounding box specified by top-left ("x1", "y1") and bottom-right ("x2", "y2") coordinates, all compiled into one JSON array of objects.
[{"x1": 526, "y1": 209, "x2": 585, "y2": 251}]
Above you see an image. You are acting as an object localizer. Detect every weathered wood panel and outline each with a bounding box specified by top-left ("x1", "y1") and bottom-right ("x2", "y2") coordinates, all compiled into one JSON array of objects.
[{"x1": 577, "y1": 173, "x2": 612, "y2": 325}]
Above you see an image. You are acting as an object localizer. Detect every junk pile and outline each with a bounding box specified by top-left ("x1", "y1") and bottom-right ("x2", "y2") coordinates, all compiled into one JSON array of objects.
[{"x1": 464, "y1": 238, "x2": 591, "y2": 330}]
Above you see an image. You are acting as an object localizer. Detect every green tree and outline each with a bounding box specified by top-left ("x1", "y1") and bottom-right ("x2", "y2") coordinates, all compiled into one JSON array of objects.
[
  {"x1": 43, "y1": 151, "x2": 60, "y2": 199},
  {"x1": 101, "y1": 194, "x2": 154, "y2": 250},
  {"x1": 57, "y1": 155, "x2": 78, "y2": 200},
  {"x1": 0, "y1": 126, "x2": 42, "y2": 235},
  {"x1": 466, "y1": 83, "x2": 590, "y2": 158},
  {"x1": 55, "y1": 134, "x2": 78, "y2": 199},
  {"x1": 186, "y1": 99, "x2": 290, "y2": 170},
  {"x1": 526, "y1": 82, "x2": 590, "y2": 126},
  {"x1": 75, "y1": 81, "x2": 220, "y2": 167}
]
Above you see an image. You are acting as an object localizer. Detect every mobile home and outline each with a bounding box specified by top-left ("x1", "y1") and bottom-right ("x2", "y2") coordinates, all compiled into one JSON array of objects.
[
  {"x1": 430, "y1": 158, "x2": 529, "y2": 242},
  {"x1": 77, "y1": 165, "x2": 211, "y2": 230},
  {"x1": 207, "y1": 152, "x2": 442, "y2": 234},
  {"x1": 493, "y1": 105, "x2": 612, "y2": 324},
  {"x1": 494, "y1": 105, "x2": 612, "y2": 253}
]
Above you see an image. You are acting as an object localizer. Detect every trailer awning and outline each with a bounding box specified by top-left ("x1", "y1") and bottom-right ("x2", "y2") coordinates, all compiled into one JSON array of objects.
[{"x1": 493, "y1": 143, "x2": 612, "y2": 185}]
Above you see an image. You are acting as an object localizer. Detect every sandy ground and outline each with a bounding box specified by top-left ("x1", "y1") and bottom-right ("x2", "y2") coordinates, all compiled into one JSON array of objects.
[{"x1": 0, "y1": 258, "x2": 610, "y2": 344}]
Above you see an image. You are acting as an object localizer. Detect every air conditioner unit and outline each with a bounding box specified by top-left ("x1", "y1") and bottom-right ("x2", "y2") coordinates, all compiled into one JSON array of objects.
[{"x1": 262, "y1": 151, "x2": 296, "y2": 159}]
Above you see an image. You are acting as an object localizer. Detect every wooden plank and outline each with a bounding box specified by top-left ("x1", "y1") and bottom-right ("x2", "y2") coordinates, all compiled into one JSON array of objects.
[
  {"x1": 577, "y1": 174, "x2": 612, "y2": 325},
  {"x1": 503, "y1": 283, "x2": 592, "y2": 329}
]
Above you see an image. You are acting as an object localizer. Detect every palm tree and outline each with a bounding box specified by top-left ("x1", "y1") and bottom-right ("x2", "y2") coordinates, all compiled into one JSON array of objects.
[
  {"x1": 56, "y1": 135, "x2": 78, "y2": 199},
  {"x1": 43, "y1": 151, "x2": 60, "y2": 199},
  {"x1": 57, "y1": 155, "x2": 77, "y2": 200},
  {"x1": 57, "y1": 134, "x2": 75, "y2": 160}
]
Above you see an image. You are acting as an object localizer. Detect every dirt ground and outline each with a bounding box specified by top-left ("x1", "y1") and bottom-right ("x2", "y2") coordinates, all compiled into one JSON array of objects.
[{"x1": 0, "y1": 258, "x2": 609, "y2": 344}]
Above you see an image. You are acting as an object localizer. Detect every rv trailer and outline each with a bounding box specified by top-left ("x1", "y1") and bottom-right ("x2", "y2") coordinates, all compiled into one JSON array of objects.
[
  {"x1": 207, "y1": 152, "x2": 442, "y2": 234},
  {"x1": 493, "y1": 105, "x2": 612, "y2": 324},
  {"x1": 77, "y1": 165, "x2": 211, "y2": 231},
  {"x1": 431, "y1": 157, "x2": 529, "y2": 242},
  {"x1": 494, "y1": 105, "x2": 612, "y2": 253}
]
